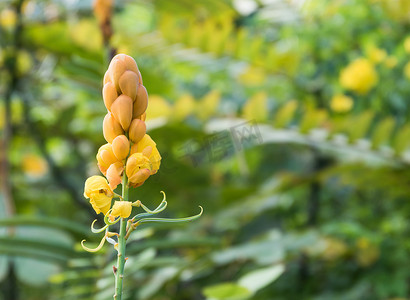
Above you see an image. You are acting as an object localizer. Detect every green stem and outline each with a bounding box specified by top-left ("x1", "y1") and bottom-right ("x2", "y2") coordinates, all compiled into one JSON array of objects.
[{"x1": 114, "y1": 175, "x2": 129, "y2": 300}]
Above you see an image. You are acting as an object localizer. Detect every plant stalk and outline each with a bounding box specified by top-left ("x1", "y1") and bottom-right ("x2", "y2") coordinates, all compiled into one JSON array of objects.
[{"x1": 114, "y1": 175, "x2": 129, "y2": 300}]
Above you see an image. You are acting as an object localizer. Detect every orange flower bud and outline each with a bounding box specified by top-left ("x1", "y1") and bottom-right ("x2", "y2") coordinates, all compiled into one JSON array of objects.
[
  {"x1": 104, "y1": 70, "x2": 110, "y2": 84},
  {"x1": 106, "y1": 161, "x2": 124, "y2": 190},
  {"x1": 108, "y1": 57, "x2": 127, "y2": 91},
  {"x1": 103, "y1": 112, "x2": 124, "y2": 143},
  {"x1": 134, "y1": 112, "x2": 146, "y2": 122},
  {"x1": 119, "y1": 70, "x2": 138, "y2": 101},
  {"x1": 96, "y1": 143, "x2": 118, "y2": 175},
  {"x1": 107, "y1": 54, "x2": 139, "y2": 91},
  {"x1": 103, "y1": 82, "x2": 118, "y2": 111},
  {"x1": 112, "y1": 135, "x2": 130, "y2": 161},
  {"x1": 138, "y1": 71, "x2": 143, "y2": 84},
  {"x1": 128, "y1": 119, "x2": 146, "y2": 143},
  {"x1": 126, "y1": 152, "x2": 152, "y2": 187},
  {"x1": 132, "y1": 85, "x2": 148, "y2": 118},
  {"x1": 111, "y1": 95, "x2": 133, "y2": 131},
  {"x1": 121, "y1": 54, "x2": 139, "y2": 74},
  {"x1": 93, "y1": 0, "x2": 113, "y2": 25}
]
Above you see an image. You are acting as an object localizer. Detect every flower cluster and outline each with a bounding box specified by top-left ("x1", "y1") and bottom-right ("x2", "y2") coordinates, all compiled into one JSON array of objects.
[{"x1": 84, "y1": 54, "x2": 161, "y2": 219}]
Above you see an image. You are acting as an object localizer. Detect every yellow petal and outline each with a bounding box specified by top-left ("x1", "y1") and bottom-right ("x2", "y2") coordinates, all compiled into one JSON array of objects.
[
  {"x1": 130, "y1": 134, "x2": 161, "y2": 173},
  {"x1": 89, "y1": 192, "x2": 112, "y2": 215},
  {"x1": 111, "y1": 201, "x2": 133, "y2": 218},
  {"x1": 84, "y1": 176, "x2": 113, "y2": 214},
  {"x1": 106, "y1": 162, "x2": 124, "y2": 190}
]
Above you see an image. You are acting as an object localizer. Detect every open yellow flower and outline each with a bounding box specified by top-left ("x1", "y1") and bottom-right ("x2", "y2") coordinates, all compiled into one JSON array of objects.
[
  {"x1": 106, "y1": 161, "x2": 124, "y2": 190},
  {"x1": 84, "y1": 176, "x2": 114, "y2": 215},
  {"x1": 111, "y1": 201, "x2": 132, "y2": 218},
  {"x1": 339, "y1": 58, "x2": 378, "y2": 94},
  {"x1": 130, "y1": 134, "x2": 161, "y2": 174},
  {"x1": 126, "y1": 153, "x2": 152, "y2": 187}
]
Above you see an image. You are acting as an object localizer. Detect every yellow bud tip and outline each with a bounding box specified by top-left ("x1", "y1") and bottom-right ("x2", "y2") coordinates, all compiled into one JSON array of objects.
[
  {"x1": 132, "y1": 200, "x2": 141, "y2": 207},
  {"x1": 160, "y1": 191, "x2": 166, "y2": 201},
  {"x1": 80, "y1": 235, "x2": 107, "y2": 253}
]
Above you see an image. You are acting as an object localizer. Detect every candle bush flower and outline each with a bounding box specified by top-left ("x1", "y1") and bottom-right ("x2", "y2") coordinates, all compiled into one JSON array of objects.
[{"x1": 81, "y1": 54, "x2": 202, "y2": 300}]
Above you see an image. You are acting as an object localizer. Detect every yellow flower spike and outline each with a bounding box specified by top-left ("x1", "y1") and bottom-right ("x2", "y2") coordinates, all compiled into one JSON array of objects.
[
  {"x1": 111, "y1": 201, "x2": 133, "y2": 218},
  {"x1": 106, "y1": 161, "x2": 124, "y2": 190},
  {"x1": 84, "y1": 176, "x2": 114, "y2": 215},
  {"x1": 81, "y1": 233, "x2": 107, "y2": 253}
]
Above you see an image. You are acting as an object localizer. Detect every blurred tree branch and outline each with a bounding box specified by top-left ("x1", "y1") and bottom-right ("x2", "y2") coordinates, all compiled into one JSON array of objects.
[
  {"x1": 0, "y1": 1, "x2": 24, "y2": 299},
  {"x1": 20, "y1": 92, "x2": 97, "y2": 217}
]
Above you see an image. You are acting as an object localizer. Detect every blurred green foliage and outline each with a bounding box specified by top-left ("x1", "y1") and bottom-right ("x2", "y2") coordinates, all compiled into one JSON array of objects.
[{"x1": 1, "y1": 0, "x2": 410, "y2": 299}]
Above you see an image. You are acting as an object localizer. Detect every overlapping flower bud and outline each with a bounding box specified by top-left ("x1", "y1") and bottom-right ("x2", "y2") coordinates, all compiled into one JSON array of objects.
[{"x1": 85, "y1": 54, "x2": 161, "y2": 215}]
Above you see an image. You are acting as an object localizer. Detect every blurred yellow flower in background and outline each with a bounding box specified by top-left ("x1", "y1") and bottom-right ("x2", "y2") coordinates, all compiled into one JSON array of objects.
[
  {"x1": 145, "y1": 95, "x2": 172, "y2": 120},
  {"x1": 384, "y1": 56, "x2": 398, "y2": 68},
  {"x1": 238, "y1": 66, "x2": 266, "y2": 86},
  {"x1": 404, "y1": 36, "x2": 410, "y2": 53},
  {"x1": 111, "y1": 201, "x2": 132, "y2": 218},
  {"x1": 22, "y1": 154, "x2": 48, "y2": 178},
  {"x1": 322, "y1": 237, "x2": 348, "y2": 261},
  {"x1": 69, "y1": 19, "x2": 102, "y2": 51},
  {"x1": 0, "y1": 8, "x2": 17, "y2": 29},
  {"x1": 339, "y1": 58, "x2": 378, "y2": 94},
  {"x1": 368, "y1": 47, "x2": 387, "y2": 63},
  {"x1": 404, "y1": 61, "x2": 410, "y2": 80},
  {"x1": 355, "y1": 237, "x2": 380, "y2": 267},
  {"x1": 330, "y1": 94, "x2": 354, "y2": 113},
  {"x1": 173, "y1": 94, "x2": 195, "y2": 120},
  {"x1": 243, "y1": 91, "x2": 268, "y2": 122},
  {"x1": 84, "y1": 176, "x2": 114, "y2": 215}
]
